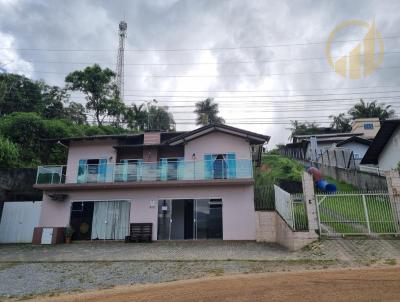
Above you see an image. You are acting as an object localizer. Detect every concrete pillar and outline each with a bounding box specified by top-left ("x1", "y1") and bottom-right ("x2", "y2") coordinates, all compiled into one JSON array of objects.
[
  {"x1": 386, "y1": 170, "x2": 400, "y2": 232},
  {"x1": 301, "y1": 171, "x2": 319, "y2": 232}
]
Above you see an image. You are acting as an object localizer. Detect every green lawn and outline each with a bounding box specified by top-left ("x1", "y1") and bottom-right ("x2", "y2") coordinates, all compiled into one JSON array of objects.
[
  {"x1": 317, "y1": 193, "x2": 397, "y2": 235},
  {"x1": 292, "y1": 202, "x2": 308, "y2": 231},
  {"x1": 323, "y1": 176, "x2": 359, "y2": 192},
  {"x1": 256, "y1": 155, "x2": 397, "y2": 235}
]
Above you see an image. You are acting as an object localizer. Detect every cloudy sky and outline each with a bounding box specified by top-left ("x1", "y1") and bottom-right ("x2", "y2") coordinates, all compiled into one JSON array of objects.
[{"x1": 1, "y1": 0, "x2": 400, "y2": 147}]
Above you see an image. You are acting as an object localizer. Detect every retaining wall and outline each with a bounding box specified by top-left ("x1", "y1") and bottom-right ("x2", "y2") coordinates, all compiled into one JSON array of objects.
[{"x1": 255, "y1": 211, "x2": 317, "y2": 251}]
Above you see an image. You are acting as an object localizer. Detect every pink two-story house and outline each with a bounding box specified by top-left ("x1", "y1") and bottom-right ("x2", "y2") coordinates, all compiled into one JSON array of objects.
[{"x1": 33, "y1": 124, "x2": 269, "y2": 242}]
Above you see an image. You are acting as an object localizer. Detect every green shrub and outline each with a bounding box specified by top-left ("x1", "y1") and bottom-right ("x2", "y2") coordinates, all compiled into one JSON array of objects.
[{"x1": 0, "y1": 136, "x2": 20, "y2": 168}]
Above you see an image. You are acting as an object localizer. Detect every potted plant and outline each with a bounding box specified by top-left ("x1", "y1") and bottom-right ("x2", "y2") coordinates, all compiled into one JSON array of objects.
[{"x1": 65, "y1": 226, "x2": 74, "y2": 244}]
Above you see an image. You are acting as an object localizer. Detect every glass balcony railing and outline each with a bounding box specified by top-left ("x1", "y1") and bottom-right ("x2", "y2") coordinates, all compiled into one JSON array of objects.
[{"x1": 36, "y1": 159, "x2": 253, "y2": 185}]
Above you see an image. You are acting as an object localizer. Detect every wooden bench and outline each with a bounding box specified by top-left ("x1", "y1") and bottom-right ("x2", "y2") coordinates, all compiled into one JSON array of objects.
[{"x1": 125, "y1": 223, "x2": 152, "y2": 243}]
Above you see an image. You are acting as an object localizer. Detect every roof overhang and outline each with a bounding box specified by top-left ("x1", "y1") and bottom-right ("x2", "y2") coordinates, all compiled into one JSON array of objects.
[
  {"x1": 166, "y1": 124, "x2": 270, "y2": 146},
  {"x1": 336, "y1": 136, "x2": 372, "y2": 147}
]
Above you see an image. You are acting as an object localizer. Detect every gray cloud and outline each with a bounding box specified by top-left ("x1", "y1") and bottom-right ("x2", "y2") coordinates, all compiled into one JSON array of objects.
[{"x1": 1, "y1": 0, "x2": 400, "y2": 147}]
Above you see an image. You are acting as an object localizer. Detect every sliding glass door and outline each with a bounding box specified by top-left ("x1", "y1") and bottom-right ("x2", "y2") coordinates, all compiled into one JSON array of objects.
[{"x1": 157, "y1": 199, "x2": 222, "y2": 240}]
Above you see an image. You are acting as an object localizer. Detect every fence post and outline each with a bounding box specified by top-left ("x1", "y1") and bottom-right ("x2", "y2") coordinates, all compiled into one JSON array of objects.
[
  {"x1": 386, "y1": 170, "x2": 400, "y2": 233},
  {"x1": 302, "y1": 171, "x2": 319, "y2": 233},
  {"x1": 361, "y1": 194, "x2": 371, "y2": 234}
]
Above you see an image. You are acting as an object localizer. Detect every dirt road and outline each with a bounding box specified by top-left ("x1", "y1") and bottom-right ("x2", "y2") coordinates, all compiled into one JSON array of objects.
[{"x1": 31, "y1": 267, "x2": 400, "y2": 302}]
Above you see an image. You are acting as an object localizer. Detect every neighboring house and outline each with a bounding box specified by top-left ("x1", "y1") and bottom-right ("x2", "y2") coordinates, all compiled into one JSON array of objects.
[
  {"x1": 351, "y1": 118, "x2": 381, "y2": 139},
  {"x1": 335, "y1": 136, "x2": 372, "y2": 165},
  {"x1": 360, "y1": 119, "x2": 400, "y2": 171},
  {"x1": 33, "y1": 123, "x2": 269, "y2": 242},
  {"x1": 287, "y1": 132, "x2": 363, "y2": 161}
]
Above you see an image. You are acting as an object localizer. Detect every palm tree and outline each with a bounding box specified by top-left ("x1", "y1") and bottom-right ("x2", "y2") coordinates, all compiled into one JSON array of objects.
[
  {"x1": 329, "y1": 113, "x2": 352, "y2": 132},
  {"x1": 194, "y1": 98, "x2": 225, "y2": 125},
  {"x1": 348, "y1": 99, "x2": 395, "y2": 120},
  {"x1": 124, "y1": 104, "x2": 147, "y2": 131}
]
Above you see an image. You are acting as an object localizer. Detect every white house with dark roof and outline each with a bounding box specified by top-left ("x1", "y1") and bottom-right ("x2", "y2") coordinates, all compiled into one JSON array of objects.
[{"x1": 360, "y1": 119, "x2": 400, "y2": 171}]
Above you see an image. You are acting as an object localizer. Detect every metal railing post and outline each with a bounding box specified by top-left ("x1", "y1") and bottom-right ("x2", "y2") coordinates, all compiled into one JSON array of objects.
[
  {"x1": 362, "y1": 194, "x2": 371, "y2": 235},
  {"x1": 316, "y1": 195, "x2": 322, "y2": 236}
]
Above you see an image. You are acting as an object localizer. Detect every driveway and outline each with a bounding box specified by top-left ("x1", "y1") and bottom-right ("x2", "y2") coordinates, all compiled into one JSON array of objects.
[
  {"x1": 1, "y1": 239, "x2": 400, "y2": 300},
  {"x1": 1, "y1": 239, "x2": 400, "y2": 262}
]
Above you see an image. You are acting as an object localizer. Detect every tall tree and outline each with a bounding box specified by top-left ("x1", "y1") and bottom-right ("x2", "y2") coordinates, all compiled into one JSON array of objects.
[
  {"x1": 65, "y1": 64, "x2": 125, "y2": 126},
  {"x1": 124, "y1": 103, "x2": 175, "y2": 131},
  {"x1": 194, "y1": 98, "x2": 225, "y2": 125},
  {"x1": 37, "y1": 83, "x2": 69, "y2": 119},
  {"x1": 147, "y1": 105, "x2": 175, "y2": 131},
  {"x1": 348, "y1": 99, "x2": 395, "y2": 120},
  {"x1": 329, "y1": 113, "x2": 352, "y2": 132},
  {"x1": 0, "y1": 73, "x2": 42, "y2": 116},
  {"x1": 124, "y1": 104, "x2": 147, "y2": 131},
  {"x1": 64, "y1": 102, "x2": 87, "y2": 125}
]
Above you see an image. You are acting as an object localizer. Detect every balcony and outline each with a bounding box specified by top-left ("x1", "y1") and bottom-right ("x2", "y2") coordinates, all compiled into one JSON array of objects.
[{"x1": 36, "y1": 159, "x2": 253, "y2": 185}]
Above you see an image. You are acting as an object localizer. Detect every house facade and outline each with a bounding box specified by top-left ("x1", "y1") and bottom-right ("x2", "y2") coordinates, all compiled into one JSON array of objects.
[
  {"x1": 351, "y1": 118, "x2": 381, "y2": 139},
  {"x1": 33, "y1": 124, "x2": 269, "y2": 242},
  {"x1": 335, "y1": 136, "x2": 372, "y2": 165},
  {"x1": 361, "y1": 119, "x2": 400, "y2": 171}
]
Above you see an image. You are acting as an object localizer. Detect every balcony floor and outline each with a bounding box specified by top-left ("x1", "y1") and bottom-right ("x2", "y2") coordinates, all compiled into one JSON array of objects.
[{"x1": 34, "y1": 178, "x2": 254, "y2": 191}]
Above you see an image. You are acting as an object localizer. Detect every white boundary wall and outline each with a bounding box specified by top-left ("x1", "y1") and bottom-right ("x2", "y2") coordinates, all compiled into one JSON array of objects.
[{"x1": 0, "y1": 201, "x2": 41, "y2": 243}]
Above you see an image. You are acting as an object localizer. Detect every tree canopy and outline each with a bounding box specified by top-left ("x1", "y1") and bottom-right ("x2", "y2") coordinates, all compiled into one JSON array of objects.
[
  {"x1": 329, "y1": 99, "x2": 396, "y2": 133},
  {"x1": 0, "y1": 68, "x2": 178, "y2": 168},
  {"x1": 288, "y1": 121, "x2": 321, "y2": 138},
  {"x1": 65, "y1": 64, "x2": 125, "y2": 126},
  {"x1": 348, "y1": 99, "x2": 395, "y2": 120},
  {"x1": 329, "y1": 113, "x2": 352, "y2": 133},
  {"x1": 194, "y1": 98, "x2": 225, "y2": 125}
]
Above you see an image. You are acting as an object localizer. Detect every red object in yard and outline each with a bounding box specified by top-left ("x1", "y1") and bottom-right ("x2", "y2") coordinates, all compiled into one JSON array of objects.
[{"x1": 307, "y1": 167, "x2": 323, "y2": 181}]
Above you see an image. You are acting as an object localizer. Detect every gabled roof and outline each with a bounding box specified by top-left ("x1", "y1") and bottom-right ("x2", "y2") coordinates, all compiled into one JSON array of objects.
[
  {"x1": 360, "y1": 119, "x2": 400, "y2": 165},
  {"x1": 293, "y1": 132, "x2": 363, "y2": 140},
  {"x1": 336, "y1": 136, "x2": 372, "y2": 147},
  {"x1": 165, "y1": 123, "x2": 270, "y2": 146},
  {"x1": 43, "y1": 131, "x2": 186, "y2": 145},
  {"x1": 42, "y1": 124, "x2": 269, "y2": 146}
]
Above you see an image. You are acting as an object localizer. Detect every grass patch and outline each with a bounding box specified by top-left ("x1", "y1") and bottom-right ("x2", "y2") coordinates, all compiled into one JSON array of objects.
[
  {"x1": 254, "y1": 154, "x2": 305, "y2": 211},
  {"x1": 384, "y1": 259, "x2": 397, "y2": 266},
  {"x1": 260, "y1": 154, "x2": 304, "y2": 182},
  {"x1": 317, "y1": 193, "x2": 397, "y2": 234},
  {"x1": 323, "y1": 176, "x2": 359, "y2": 192}
]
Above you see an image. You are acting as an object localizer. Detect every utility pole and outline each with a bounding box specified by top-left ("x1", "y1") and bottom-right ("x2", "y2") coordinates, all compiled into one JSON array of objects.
[{"x1": 115, "y1": 20, "x2": 127, "y2": 101}]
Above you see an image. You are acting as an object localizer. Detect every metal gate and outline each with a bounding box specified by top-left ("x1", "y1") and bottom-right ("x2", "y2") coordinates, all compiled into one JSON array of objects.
[{"x1": 316, "y1": 191, "x2": 400, "y2": 236}]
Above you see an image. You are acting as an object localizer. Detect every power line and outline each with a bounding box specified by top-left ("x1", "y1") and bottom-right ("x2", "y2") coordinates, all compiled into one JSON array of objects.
[
  {"x1": 121, "y1": 90, "x2": 400, "y2": 98},
  {"x1": 121, "y1": 95, "x2": 400, "y2": 104},
  {"x1": 11, "y1": 65, "x2": 400, "y2": 78},
  {"x1": 4, "y1": 50, "x2": 400, "y2": 66},
  {"x1": 120, "y1": 84, "x2": 400, "y2": 93},
  {"x1": 1, "y1": 35, "x2": 399, "y2": 53}
]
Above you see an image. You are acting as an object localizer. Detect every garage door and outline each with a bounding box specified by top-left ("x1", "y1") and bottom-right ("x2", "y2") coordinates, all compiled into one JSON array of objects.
[{"x1": 0, "y1": 201, "x2": 41, "y2": 243}]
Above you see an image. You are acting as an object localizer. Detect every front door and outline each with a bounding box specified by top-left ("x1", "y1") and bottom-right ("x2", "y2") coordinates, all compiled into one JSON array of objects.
[
  {"x1": 157, "y1": 199, "x2": 222, "y2": 240},
  {"x1": 70, "y1": 201, "x2": 94, "y2": 240}
]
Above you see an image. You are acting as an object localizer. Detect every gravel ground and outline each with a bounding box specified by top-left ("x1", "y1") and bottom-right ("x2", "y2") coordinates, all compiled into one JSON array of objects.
[
  {"x1": 1, "y1": 239, "x2": 400, "y2": 300},
  {"x1": 0, "y1": 260, "x2": 352, "y2": 300},
  {"x1": 2, "y1": 239, "x2": 400, "y2": 262}
]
